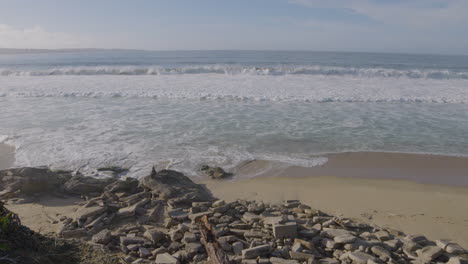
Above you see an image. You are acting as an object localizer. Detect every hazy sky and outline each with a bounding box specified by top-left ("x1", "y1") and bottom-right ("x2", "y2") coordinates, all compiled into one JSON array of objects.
[{"x1": 0, "y1": 0, "x2": 467, "y2": 54}]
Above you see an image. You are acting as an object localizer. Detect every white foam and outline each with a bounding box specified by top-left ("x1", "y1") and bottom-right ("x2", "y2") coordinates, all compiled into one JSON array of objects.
[
  {"x1": 1, "y1": 74, "x2": 468, "y2": 103},
  {"x1": 1, "y1": 65, "x2": 467, "y2": 79}
]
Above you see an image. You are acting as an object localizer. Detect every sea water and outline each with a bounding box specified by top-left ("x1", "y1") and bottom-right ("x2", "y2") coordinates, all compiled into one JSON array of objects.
[{"x1": 1, "y1": 50, "x2": 468, "y2": 177}]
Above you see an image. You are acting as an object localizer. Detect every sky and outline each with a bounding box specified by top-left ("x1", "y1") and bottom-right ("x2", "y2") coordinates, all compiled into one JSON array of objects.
[{"x1": 0, "y1": 0, "x2": 467, "y2": 54}]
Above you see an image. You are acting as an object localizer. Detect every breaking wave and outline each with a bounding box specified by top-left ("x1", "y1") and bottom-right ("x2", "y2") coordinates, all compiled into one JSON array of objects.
[{"x1": 2, "y1": 65, "x2": 468, "y2": 79}]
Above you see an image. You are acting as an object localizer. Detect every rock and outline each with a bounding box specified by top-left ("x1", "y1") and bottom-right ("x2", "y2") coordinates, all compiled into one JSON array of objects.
[
  {"x1": 243, "y1": 212, "x2": 262, "y2": 222},
  {"x1": 120, "y1": 236, "x2": 147, "y2": 246},
  {"x1": 348, "y1": 252, "x2": 376, "y2": 264},
  {"x1": 289, "y1": 251, "x2": 315, "y2": 261},
  {"x1": 334, "y1": 234, "x2": 356, "y2": 244},
  {"x1": 200, "y1": 165, "x2": 232, "y2": 179},
  {"x1": 139, "y1": 169, "x2": 212, "y2": 205},
  {"x1": 284, "y1": 200, "x2": 301, "y2": 208},
  {"x1": 139, "y1": 247, "x2": 151, "y2": 258},
  {"x1": 212, "y1": 203, "x2": 231, "y2": 213},
  {"x1": 168, "y1": 208, "x2": 189, "y2": 221},
  {"x1": 298, "y1": 229, "x2": 319, "y2": 238},
  {"x1": 64, "y1": 176, "x2": 115, "y2": 195},
  {"x1": 212, "y1": 200, "x2": 226, "y2": 207},
  {"x1": 185, "y1": 242, "x2": 203, "y2": 254},
  {"x1": 374, "y1": 230, "x2": 391, "y2": 242},
  {"x1": 270, "y1": 257, "x2": 300, "y2": 264},
  {"x1": 233, "y1": 241, "x2": 244, "y2": 256},
  {"x1": 436, "y1": 240, "x2": 466, "y2": 254},
  {"x1": 182, "y1": 232, "x2": 197, "y2": 244},
  {"x1": 61, "y1": 228, "x2": 88, "y2": 238},
  {"x1": 74, "y1": 205, "x2": 107, "y2": 221},
  {"x1": 447, "y1": 257, "x2": 468, "y2": 264},
  {"x1": 242, "y1": 244, "x2": 271, "y2": 259},
  {"x1": 127, "y1": 244, "x2": 140, "y2": 251},
  {"x1": 370, "y1": 246, "x2": 391, "y2": 260},
  {"x1": 273, "y1": 221, "x2": 297, "y2": 239},
  {"x1": 105, "y1": 177, "x2": 139, "y2": 193},
  {"x1": 418, "y1": 246, "x2": 443, "y2": 262},
  {"x1": 148, "y1": 202, "x2": 166, "y2": 223},
  {"x1": 320, "y1": 228, "x2": 352, "y2": 238},
  {"x1": 315, "y1": 258, "x2": 339, "y2": 264},
  {"x1": 155, "y1": 253, "x2": 180, "y2": 264},
  {"x1": 92, "y1": 229, "x2": 112, "y2": 244},
  {"x1": 248, "y1": 202, "x2": 265, "y2": 213},
  {"x1": 144, "y1": 229, "x2": 165, "y2": 244}
]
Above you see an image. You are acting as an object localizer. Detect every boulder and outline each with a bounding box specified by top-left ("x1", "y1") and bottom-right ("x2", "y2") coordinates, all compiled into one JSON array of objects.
[
  {"x1": 0, "y1": 167, "x2": 71, "y2": 197},
  {"x1": 139, "y1": 169, "x2": 212, "y2": 206},
  {"x1": 200, "y1": 165, "x2": 232, "y2": 179},
  {"x1": 144, "y1": 229, "x2": 165, "y2": 244},
  {"x1": 64, "y1": 176, "x2": 116, "y2": 195},
  {"x1": 92, "y1": 229, "x2": 112, "y2": 244}
]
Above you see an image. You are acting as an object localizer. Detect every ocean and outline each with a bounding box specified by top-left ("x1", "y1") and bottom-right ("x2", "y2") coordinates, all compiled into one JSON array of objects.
[{"x1": 1, "y1": 50, "x2": 468, "y2": 177}]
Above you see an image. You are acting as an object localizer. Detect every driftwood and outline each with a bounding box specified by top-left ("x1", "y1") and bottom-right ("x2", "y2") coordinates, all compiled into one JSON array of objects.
[{"x1": 197, "y1": 215, "x2": 231, "y2": 264}]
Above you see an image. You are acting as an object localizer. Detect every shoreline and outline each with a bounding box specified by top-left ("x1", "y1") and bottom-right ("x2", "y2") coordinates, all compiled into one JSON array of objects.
[{"x1": 232, "y1": 151, "x2": 468, "y2": 186}]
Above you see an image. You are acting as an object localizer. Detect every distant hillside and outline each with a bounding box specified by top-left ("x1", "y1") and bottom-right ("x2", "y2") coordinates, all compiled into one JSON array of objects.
[{"x1": 0, "y1": 48, "x2": 145, "y2": 54}]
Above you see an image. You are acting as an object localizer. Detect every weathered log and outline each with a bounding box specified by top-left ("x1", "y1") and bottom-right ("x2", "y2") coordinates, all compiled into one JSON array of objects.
[{"x1": 197, "y1": 215, "x2": 231, "y2": 264}]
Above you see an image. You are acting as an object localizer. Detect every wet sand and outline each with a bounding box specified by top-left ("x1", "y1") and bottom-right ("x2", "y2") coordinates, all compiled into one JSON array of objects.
[
  {"x1": 0, "y1": 142, "x2": 15, "y2": 170},
  {"x1": 233, "y1": 152, "x2": 468, "y2": 186}
]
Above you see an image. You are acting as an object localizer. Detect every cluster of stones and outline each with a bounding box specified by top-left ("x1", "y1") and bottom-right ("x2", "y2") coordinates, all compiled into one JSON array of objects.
[
  {"x1": 60, "y1": 194, "x2": 467, "y2": 264},
  {"x1": 1, "y1": 167, "x2": 467, "y2": 264}
]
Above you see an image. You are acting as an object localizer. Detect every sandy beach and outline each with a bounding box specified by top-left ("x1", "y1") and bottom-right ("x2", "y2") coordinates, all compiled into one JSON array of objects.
[
  {"x1": 0, "y1": 142, "x2": 15, "y2": 170},
  {"x1": 202, "y1": 174, "x2": 468, "y2": 249}
]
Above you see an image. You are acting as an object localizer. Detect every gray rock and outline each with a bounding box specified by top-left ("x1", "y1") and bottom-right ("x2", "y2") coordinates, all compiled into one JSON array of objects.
[
  {"x1": 139, "y1": 169, "x2": 212, "y2": 206},
  {"x1": 273, "y1": 221, "x2": 297, "y2": 239},
  {"x1": 289, "y1": 251, "x2": 315, "y2": 261},
  {"x1": 348, "y1": 252, "x2": 376, "y2": 264},
  {"x1": 155, "y1": 253, "x2": 180, "y2": 264},
  {"x1": 120, "y1": 236, "x2": 147, "y2": 246},
  {"x1": 243, "y1": 212, "x2": 262, "y2": 222},
  {"x1": 139, "y1": 247, "x2": 151, "y2": 258},
  {"x1": 270, "y1": 257, "x2": 300, "y2": 264},
  {"x1": 74, "y1": 205, "x2": 107, "y2": 221},
  {"x1": 144, "y1": 229, "x2": 165, "y2": 244},
  {"x1": 168, "y1": 208, "x2": 189, "y2": 221},
  {"x1": 0, "y1": 167, "x2": 71, "y2": 198},
  {"x1": 334, "y1": 234, "x2": 356, "y2": 244},
  {"x1": 185, "y1": 242, "x2": 203, "y2": 254},
  {"x1": 92, "y1": 229, "x2": 112, "y2": 244},
  {"x1": 233, "y1": 241, "x2": 244, "y2": 256},
  {"x1": 242, "y1": 244, "x2": 270, "y2": 259},
  {"x1": 447, "y1": 257, "x2": 468, "y2": 264},
  {"x1": 64, "y1": 176, "x2": 115, "y2": 195},
  {"x1": 436, "y1": 240, "x2": 466, "y2": 254},
  {"x1": 315, "y1": 258, "x2": 340, "y2": 264},
  {"x1": 200, "y1": 166, "x2": 232, "y2": 179},
  {"x1": 298, "y1": 229, "x2": 319, "y2": 238},
  {"x1": 320, "y1": 228, "x2": 352, "y2": 238},
  {"x1": 212, "y1": 200, "x2": 226, "y2": 207},
  {"x1": 61, "y1": 228, "x2": 88, "y2": 238},
  {"x1": 370, "y1": 246, "x2": 391, "y2": 259},
  {"x1": 417, "y1": 246, "x2": 443, "y2": 262},
  {"x1": 182, "y1": 232, "x2": 197, "y2": 244},
  {"x1": 374, "y1": 230, "x2": 391, "y2": 242}
]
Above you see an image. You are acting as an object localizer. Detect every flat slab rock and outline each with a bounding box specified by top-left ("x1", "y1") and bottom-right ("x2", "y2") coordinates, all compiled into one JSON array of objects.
[{"x1": 155, "y1": 253, "x2": 180, "y2": 264}]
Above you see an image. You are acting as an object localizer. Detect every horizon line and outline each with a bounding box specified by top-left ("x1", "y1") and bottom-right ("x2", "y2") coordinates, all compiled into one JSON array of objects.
[{"x1": 0, "y1": 47, "x2": 467, "y2": 57}]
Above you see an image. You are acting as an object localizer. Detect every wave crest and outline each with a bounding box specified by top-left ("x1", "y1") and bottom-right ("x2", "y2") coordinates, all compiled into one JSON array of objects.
[{"x1": 2, "y1": 65, "x2": 468, "y2": 79}]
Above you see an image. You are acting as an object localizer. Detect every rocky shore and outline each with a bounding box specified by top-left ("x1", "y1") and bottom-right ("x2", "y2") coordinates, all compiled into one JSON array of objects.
[{"x1": 0, "y1": 167, "x2": 467, "y2": 264}]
